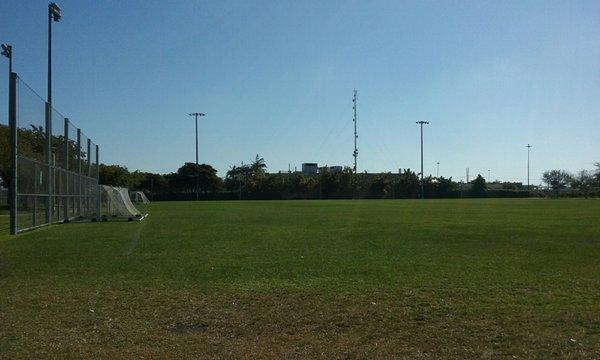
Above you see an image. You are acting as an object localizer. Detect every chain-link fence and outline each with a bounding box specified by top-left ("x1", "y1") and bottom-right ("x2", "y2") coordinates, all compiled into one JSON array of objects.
[
  {"x1": 8, "y1": 72, "x2": 100, "y2": 234},
  {"x1": 0, "y1": 189, "x2": 7, "y2": 205}
]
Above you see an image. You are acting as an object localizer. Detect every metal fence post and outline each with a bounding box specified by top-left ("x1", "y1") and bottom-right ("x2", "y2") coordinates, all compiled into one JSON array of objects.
[
  {"x1": 96, "y1": 144, "x2": 100, "y2": 219},
  {"x1": 77, "y1": 128, "x2": 81, "y2": 217},
  {"x1": 63, "y1": 118, "x2": 69, "y2": 221},
  {"x1": 87, "y1": 139, "x2": 91, "y2": 177},
  {"x1": 45, "y1": 102, "x2": 52, "y2": 224},
  {"x1": 87, "y1": 138, "x2": 91, "y2": 217},
  {"x1": 9, "y1": 72, "x2": 18, "y2": 235}
]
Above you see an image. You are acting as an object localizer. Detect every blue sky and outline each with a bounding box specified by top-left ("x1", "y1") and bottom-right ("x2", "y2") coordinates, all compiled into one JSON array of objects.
[{"x1": 1, "y1": 0, "x2": 599, "y2": 183}]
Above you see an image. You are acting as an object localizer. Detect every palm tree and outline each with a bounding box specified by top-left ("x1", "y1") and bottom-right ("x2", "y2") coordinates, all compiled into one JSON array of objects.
[{"x1": 251, "y1": 154, "x2": 267, "y2": 174}]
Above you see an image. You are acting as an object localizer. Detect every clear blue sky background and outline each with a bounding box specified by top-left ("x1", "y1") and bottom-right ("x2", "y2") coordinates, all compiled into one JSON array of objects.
[{"x1": 1, "y1": 0, "x2": 599, "y2": 184}]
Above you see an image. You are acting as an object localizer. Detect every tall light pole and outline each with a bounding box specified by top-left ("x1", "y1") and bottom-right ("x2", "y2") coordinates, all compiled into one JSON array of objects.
[
  {"x1": 416, "y1": 121, "x2": 429, "y2": 198},
  {"x1": 2, "y1": 44, "x2": 12, "y2": 194},
  {"x1": 189, "y1": 113, "x2": 205, "y2": 165},
  {"x1": 2, "y1": 44, "x2": 11, "y2": 126},
  {"x1": 526, "y1": 144, "x2": 532, "y2": 189},
  {"x1": 189, "y1": 112, "x2": 205, "y2": 200},
  {"x1": 436, "y1": 162, "x2": 440, "y2": 177},
  {"x1": 48, "y1": 2, "x2": 61, "y2": 104},
  {"x1": 488, "y1": 169, "x2": 490, "y2": 182}
]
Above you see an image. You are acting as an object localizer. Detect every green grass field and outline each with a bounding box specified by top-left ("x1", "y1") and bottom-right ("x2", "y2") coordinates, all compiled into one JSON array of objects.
[{"x1": 1, "y1": 199, "x2": 599, "y2": 358}]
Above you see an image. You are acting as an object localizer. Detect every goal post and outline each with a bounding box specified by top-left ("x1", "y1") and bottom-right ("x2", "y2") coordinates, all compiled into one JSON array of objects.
[
  {"x1": 130, "y1": 191, "x2": 150, "y2": 204},
  {"x1": 101, "y1": 185, "x2": 147, "y2": 221}
]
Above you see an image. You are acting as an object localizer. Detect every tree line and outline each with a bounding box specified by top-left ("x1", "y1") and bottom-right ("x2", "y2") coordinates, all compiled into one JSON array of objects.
[
  {"x1": 1, "y1": 125, "x2": 598, "y2": 200},
  {"x1": 542, "y1": 166, "x2": 600, "y2": 198},
  {"x1": 96, "y1": 155, "x2": 600, "y2": 200}
]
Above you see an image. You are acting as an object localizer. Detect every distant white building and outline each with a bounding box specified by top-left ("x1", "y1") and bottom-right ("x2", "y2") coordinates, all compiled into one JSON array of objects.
[{"x1": 302, "y1": 163, "x2": 318, "y2": 174}]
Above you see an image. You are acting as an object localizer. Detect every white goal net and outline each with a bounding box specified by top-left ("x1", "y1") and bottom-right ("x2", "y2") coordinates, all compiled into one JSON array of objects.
[
  {"x1": 130, "y1": 191, "x2": 150, "y2": 204},
  {"x1": 101, "y1": 185, "x2": 146, "y2": 220}
]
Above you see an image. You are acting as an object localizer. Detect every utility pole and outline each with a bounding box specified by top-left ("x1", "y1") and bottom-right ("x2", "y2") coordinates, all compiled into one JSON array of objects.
[
  {"x1": 188, "y1": 112, "x2": 205, "y2": 200},
  {"x1": 416, "y1": 121, "x2": 429, "y2": 198},
  {"x1": 436, "y1": 162, "x2": 440, "y2": 177},
  {"x1": 526, "y1": 144, "x2": 532, "y2": 189},
  {"x1": 352, "y1": 89, "x2": 358, "y2": 173}
]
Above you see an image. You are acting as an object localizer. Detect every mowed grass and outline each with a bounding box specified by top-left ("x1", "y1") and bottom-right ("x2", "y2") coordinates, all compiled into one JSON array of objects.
[{"x1": 0, "y1": 199, "x2": 599, "y2": 358}]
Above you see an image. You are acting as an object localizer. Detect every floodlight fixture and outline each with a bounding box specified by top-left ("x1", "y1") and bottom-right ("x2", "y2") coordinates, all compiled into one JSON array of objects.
[
  {"x1": 47, "y1": 2, "x2": 62, "y2": 103},
  {"x1": 1, "y1": 44, "x2": 12, "y2": 59},
  {"x1": 50, "y1": 2, "x2": 62, "y2": 22},
  {"x1": 1, "y1": 43, "x2": 12, "y2": 75}
]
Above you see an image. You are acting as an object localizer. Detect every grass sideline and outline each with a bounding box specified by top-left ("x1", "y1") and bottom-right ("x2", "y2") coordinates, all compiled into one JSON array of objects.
[{"x1": 0, "y1": 199, "x2": 599, "y2": 357}]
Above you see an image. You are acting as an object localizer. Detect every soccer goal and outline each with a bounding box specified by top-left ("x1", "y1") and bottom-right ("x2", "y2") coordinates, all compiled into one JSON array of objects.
[
  {"x1": 101, "y1": 185, "x2": 147, "y2": 221},
  {"x1": 130, "y1": 191, "x2": 150, "y2": 204}
]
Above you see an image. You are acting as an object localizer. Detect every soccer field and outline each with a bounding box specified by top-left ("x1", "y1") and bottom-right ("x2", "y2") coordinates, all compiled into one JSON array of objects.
[{"x1": 1, "y1": 199, "x2": 599, "y2": 358}]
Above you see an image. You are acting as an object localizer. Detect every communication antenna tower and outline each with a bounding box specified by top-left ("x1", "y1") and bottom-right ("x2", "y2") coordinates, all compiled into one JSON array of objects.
[{"x1": 352, "y1": 89, "x2": 358, "y2": 173}]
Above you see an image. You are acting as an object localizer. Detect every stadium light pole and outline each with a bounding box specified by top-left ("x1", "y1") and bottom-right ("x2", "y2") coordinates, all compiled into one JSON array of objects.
[
  {"x1": 47, "y1": 2, "x2": 61, "y2": 104},
  {"x1": 526, "y1": 144, "x2": 532, "y2": 189},
  {"x1": 436, "y1": 161, "x2": 440, "y2": 177},
  {"x1": 2, "y1": 44, "x2": 13, "y2": 198},
  {"x1": 189, "y1": 112, "x2": 205, "y2": 200},
  {"x1": 416, "y1": 121, "x2": 429, "y2": 199},
  {"x1": 2, "y1": 44, "x2": 11, "y2": 125}
]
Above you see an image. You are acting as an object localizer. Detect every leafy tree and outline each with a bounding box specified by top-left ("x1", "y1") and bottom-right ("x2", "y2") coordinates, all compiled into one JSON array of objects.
[
  {"x1": 171, "y1": 163, "x2": 223, "y2": 192},
  {"x1": 501, "y1": 182, "x2": 517, "y2": 190},
  {"x1": 317, "y1": 167, "x2": 359, "y2": 198},
  {"x1": 225, "y1": 164, "x2": 255, "y2": 194},
  {"x1": 368, "y1": 173, "x2": 393, "y2": 198},
  {"x1": 251, "y1": 154, "x2": 267, "y2": 174},
  {"x1": 470, "y1": 174, "x2": 487, "y2": 197},
  {"x1": 542, "y1": 170, "x2": 572, "y2": 197},
  {"x1": 571, "y1": 170, "x2": 595, "y2": 198},
  {"x1": 298, "y1": 174, "x2": 318, "y2": 196},
  {"x1": 224, "y1": 156, "x2": 273, "y2": 196},
  {"x1": 135, "y1": 172, "x2": 168, "y2": 194},
  {"x1": 436, "y1": 176, "x2": 455, "y2": 196},
  {"x1": 394, "y1": 169, "x2": 420, "y2": 198},
  {"x1": 99, "y1": 164, "x2": 132, "y2": 187}
]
